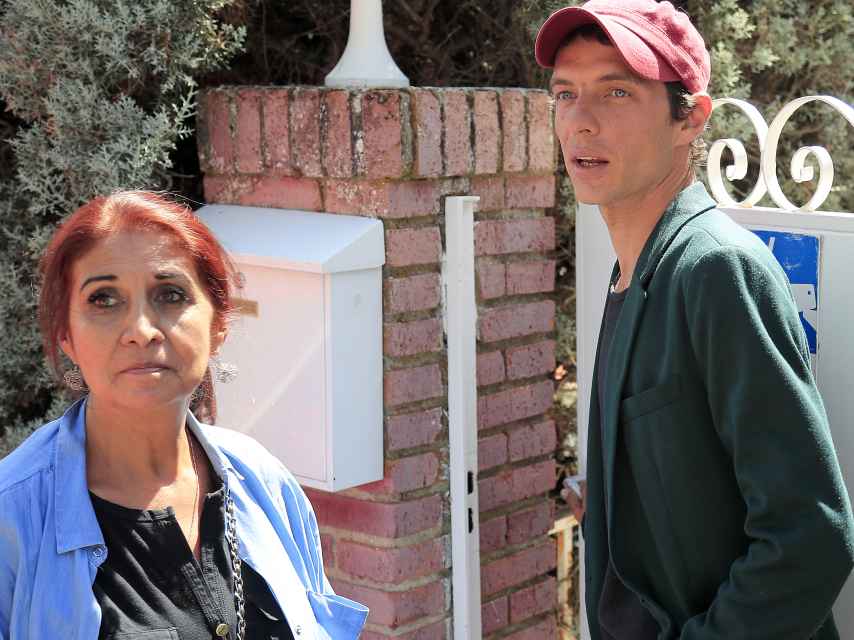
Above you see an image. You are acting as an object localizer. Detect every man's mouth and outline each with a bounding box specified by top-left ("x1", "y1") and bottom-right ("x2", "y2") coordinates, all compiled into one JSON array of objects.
[{"x1": 575, "y1": 156, "x2": 608, "y2": 168}]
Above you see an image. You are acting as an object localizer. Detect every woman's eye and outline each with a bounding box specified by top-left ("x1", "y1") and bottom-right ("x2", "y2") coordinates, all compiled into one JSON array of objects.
[
  {"x1": 88, "y1": 291, "x2": 119, "y2": 308},
  {"x1": 156, "y1": 286, "x2": 190, "y2": 305},
  {"x1": 610, "y1": 88, "x2": 630, "y2": 98}
]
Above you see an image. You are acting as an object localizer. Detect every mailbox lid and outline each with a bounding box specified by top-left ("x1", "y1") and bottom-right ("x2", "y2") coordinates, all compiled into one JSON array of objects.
[{"x1": 196, "y1": 205, "x2": 385, "y2": 273}]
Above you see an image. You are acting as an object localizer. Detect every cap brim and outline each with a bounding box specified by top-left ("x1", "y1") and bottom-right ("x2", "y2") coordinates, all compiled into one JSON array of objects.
[{"x1": 535, "y1": 6, "x2": 680, "y2": 84}]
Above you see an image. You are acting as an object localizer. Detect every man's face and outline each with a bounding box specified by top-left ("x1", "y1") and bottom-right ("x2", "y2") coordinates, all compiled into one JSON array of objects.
[{"x1": 551, "y1": 36, "x2": 684, "y2": 209}]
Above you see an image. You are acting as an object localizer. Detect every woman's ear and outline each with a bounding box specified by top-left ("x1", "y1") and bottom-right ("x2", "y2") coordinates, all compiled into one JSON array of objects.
[{"x1": 59, "y1": 334, "x2": 77, "y2": 365}]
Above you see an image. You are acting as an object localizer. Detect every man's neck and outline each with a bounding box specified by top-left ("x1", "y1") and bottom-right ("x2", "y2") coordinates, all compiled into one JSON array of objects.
[{"x1": 601, "y1": 168, "x2": 695, "y2": 292}]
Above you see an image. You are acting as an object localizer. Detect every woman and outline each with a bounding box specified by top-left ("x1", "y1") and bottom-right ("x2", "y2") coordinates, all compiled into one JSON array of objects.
[{"x1": 0, "y1": 191, "x2": 368, "y2": 639}]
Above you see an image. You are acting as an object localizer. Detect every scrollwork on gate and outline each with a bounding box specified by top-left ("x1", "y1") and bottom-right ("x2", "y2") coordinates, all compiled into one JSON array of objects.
[{"x1": 709, "y1": 96, "x2": 854, "y2": 212}]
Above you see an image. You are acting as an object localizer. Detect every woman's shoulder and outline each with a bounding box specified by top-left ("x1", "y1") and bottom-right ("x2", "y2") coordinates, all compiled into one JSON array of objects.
[
  {"x1": 0, "y1": 414, "x2": 63, "y2": 499},
  {"x1": 197, "y1": 423, "x2": 297, "y2": 487}
]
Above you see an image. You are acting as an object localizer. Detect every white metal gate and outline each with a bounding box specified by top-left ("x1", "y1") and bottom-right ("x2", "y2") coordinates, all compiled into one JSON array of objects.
[{"x1": 576, "y1": 96, "x2": 854, "y2": 639}]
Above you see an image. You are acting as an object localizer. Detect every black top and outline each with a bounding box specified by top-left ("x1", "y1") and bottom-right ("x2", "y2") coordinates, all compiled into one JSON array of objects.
[
  {"x1": 596, "y1": 286, "x2": 660, "y2": 640},
  {"x1": 91, "y1": 482, "x2": 294, "y2": 640}
]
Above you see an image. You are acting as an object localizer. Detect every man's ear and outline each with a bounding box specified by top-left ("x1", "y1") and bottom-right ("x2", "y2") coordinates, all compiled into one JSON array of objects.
[{"x1": 682, "y1": 92, "x2": 712, "y2": 141}]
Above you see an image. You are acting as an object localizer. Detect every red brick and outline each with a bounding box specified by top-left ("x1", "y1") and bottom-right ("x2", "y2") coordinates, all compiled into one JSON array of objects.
[
  {"x1": 385, "y1": 318, "x2": 443, "y2": 357},
  {"x1": 501, "y1": 90, "x2": 527, "y2": 173},
  {"x1": 482, "y1": 596, "x2": 509, "y2": 636},
  {"x1": 471, "y1": 176, "x2": 505, "y2": 212},
  {"x1": 506, "y1": 260, "x2": 556, "y2": 295},
  {"x1": 443, "y1": 90, "x2": 472, "y2": 176},
  {"x1": 477, "y1": 350, "x2": 506, "y2": 387},
  {"x1": 320, "y1": 533, "x2": 335, "y2": 568},
  {"x1": 477, "y1": 260, "x2": 506, "y2": 300},
  {"x1": 387, "y1": 408, "x2": 444, "y2": 452},
  {"x1": 479, "y1": 301, "x2": 555, "y2": 343},
  {"x1": 385, "y1": 364, "x2": 443, "y2": 407},
  {"x1": 262, "y1": 90, "x2": 291, "y2": 173},
  {"x1": 478, "y1": 380, "x2": 555, "y2": 430},
  {"x1": 385, "y1": 273, "x2": 442, "y2": 314},
  {"x1": 203, "y1": 175, "x2": 322, "y2": 211},
  {"x1": 333, "y1": 579, "x2": 446, "y2": 628},
  {"x1": 363, "y1": 90, "x2": 403, "y2": 179},
  {"x1": 478, "y1": 460, "x2": 555, "y2": 512},
  {"x1": 481, "y1": 540, "x2": 556, "y2": 596},
  {"x1": 507, "y1": 502, "x2": 555, "y2": 546},
  {"x1": 360, "y1": 620, "x2": 447, "y2": 640},
  {"x1": 337, "y1": 538, "x2": 446, "y2": 583},
  {"x1": 478, "y1": 433, "x2": 508, "y2": 471},
  {"x1": 291, "y1": 89, "x2": 322, "y2": 177},
  {"x1": 506, "y1": 341, "x2": 555, "y2": 381},
  {"x1": 475, "y1": 218, "x2": 555, "y2": 256},
  {"x1": 413, "y1": 89, "x2": 443, "y2": 177},
  {"x1": 360, "y1": 452, "x2": 442, "y2": 495},
  {"x1": 322, "y1": 90, "x2": 353, "y2": 178},
  {"x1": 508, "y1": 420, "x2": 557, "y2": 463},
  {"x1": 503, "y1": 616, "x2": 557, "y2": 640},
  {"x1": 200, "y1": 91, "x2": 233, "y2": 174},
  {"x1": 324, "y1": 179, "x2": 440, "y2": 217},
  {"x1": 235, "y1": 90, "x2": 262, "y2": 174},
  {"x1": 528, "y1": 92, "x2": 556, "y2": 173},
  {"x1": 510, "y1": 578, "x2": 556, "y2": 623},
  {"x1": 386, "y1": 227, "x2": 442, "y2": 267},
  {"x1": 473, "y1": 91, "x2": 500, "y2": 175},
  {"x1": 304, "y1": 489, "x2": 443, "y2": 538},
  {"x1": 506, "y1": 175, "x2": 556, "y2": 209},
  {"x1": 479, "y1": 515, "x2": 507, "y2": 554}
]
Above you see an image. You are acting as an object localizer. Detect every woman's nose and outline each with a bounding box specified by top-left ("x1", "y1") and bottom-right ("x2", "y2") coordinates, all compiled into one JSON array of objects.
[{"x1": 121, "y1": 302, "x2": 165, "y2": 346}]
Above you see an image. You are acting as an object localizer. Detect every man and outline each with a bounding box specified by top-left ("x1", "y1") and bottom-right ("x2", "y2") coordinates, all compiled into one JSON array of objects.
[{"x1": 535, "y1": 1, "x2": 854, "y2": 638}]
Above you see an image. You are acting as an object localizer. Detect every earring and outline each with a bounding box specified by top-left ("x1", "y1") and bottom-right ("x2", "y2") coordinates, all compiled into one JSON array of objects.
[
  {"x1": 211, "y1": 357, "x2": 238, "y2": 384},
  {"x1": 63, "y1": 365, "x2": 86, "y2": 391}
]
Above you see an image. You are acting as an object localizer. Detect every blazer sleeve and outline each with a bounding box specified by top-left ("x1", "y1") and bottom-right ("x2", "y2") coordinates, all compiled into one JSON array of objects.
[
  {"x1": 679, "y1": 245, "x2": 854, "y2": 639},
  {"x1": 0, "y1": 493, "x2": 15, "y2": 639}
]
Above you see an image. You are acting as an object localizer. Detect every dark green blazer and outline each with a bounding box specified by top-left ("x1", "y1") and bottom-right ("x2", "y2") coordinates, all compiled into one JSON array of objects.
[{"x1": 585, "y1": 183, "x2": 854, "y2": 639}]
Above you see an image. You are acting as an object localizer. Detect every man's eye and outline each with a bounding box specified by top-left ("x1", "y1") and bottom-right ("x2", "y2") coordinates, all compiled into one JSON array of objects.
[
  {"x1": 157, "y1": 286, "x2": 190, "y2": 305},
  {"x1": 555, "y1": 90, "x2": 576, "y2": 100},
  {"x1": 610, "y1": 88, "x2": 630, "y2": 98}
]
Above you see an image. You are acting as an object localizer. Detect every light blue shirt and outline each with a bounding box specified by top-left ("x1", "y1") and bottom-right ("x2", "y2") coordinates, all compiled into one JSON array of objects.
[{"x1": 0, "y1": 400, "x2": 368, "y2": 640}]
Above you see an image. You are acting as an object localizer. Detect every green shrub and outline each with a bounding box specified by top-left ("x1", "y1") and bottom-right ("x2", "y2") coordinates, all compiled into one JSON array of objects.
[{"x1": 0, "y1": 0, "x2": 244, "y2": 451}]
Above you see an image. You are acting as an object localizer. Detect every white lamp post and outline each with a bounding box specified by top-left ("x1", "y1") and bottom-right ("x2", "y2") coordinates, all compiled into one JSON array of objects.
[{"x1": 324, "y1": 0, "x2": 410, "y2": 88}]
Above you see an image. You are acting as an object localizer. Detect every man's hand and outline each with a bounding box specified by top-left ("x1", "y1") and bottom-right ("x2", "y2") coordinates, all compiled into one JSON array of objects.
[{"x1": 561, "y1": 475, "x2": 586, "y2": 524}]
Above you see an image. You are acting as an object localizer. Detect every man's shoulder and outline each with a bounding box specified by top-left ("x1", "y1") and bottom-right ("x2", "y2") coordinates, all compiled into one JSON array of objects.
[{"x1": 664, "y1": 207, "x2": 782, "y2": 280}]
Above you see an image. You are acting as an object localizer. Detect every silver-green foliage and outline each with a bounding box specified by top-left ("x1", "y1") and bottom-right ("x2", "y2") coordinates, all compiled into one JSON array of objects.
[{"x1": 0, "y1": 0, "x2": 244, "y2": 451}]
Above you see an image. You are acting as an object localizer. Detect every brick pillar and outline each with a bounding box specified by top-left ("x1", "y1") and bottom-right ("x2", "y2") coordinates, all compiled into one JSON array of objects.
[{"x1": 198, "y1": 86, "x2": 559, "y2": 639}]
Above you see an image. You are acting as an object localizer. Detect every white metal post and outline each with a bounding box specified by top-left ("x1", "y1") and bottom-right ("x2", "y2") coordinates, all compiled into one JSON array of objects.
[
  {"x1": 325, "y1": 0, "x2": 410, "y2": 88},
  {"x1": 443, "y1": 196, "x2": 482, "y2": 639}
]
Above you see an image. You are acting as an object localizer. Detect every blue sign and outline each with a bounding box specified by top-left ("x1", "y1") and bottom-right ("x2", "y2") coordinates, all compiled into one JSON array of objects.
[{"x1": 751, "y1": 230, "x2": 820, "y2": 354}]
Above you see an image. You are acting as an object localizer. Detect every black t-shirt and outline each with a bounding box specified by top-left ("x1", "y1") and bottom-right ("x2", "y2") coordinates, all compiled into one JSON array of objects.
[
  {"x1": 91, "y1": 482, "x2": 295, "y2": 640},
  {"x1": 596, "y1": 286, "x2": 660, "y2": 640}
]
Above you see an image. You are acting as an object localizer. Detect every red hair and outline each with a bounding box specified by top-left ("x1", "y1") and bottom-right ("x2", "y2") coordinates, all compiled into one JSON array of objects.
[{"x1": 38, "y1": 191, "x2": 238, "y2": 378}]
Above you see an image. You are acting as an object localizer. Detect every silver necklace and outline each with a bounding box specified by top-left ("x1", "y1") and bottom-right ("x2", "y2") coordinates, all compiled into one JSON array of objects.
[{"x1": 188, "y1": 430, "x2": 245, "y2": 640}]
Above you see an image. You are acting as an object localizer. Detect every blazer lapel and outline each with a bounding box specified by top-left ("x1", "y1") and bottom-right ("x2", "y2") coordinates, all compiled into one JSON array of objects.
[
  {"x1": 598, "y1": 182, "x2": 718, "y2": 538},
  {"x1": 601, "y1": 282, "x2": 647, "y2": 536}
]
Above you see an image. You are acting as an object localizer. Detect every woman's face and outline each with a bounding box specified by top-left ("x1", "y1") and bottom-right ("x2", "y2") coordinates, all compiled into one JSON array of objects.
[{"x1": 60, "y1": 229, "x2": 225, "y2": 412}]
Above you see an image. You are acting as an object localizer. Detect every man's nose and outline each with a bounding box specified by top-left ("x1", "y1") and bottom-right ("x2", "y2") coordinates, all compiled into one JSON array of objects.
[{"x1": 560, "y1": 100, "x2": 600, "y2": 138}]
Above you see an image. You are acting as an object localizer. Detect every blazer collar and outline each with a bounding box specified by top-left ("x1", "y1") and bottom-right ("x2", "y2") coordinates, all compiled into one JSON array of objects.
[{"x1": 633, "y1": 181, "x2": 717, "y2": 290}]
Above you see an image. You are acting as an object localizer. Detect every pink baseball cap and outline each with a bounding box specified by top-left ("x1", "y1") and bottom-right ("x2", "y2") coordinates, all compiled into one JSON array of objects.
[{"x1": 534, "y1": 0, "x2": 711, "y2": 94}]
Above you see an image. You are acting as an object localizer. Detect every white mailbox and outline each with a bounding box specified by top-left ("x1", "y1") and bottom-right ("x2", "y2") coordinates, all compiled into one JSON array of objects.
[{"x1": 196, "y1": 205, "x2": 385, "y2": 491}]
